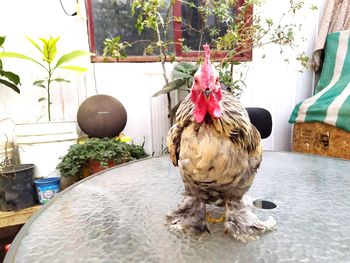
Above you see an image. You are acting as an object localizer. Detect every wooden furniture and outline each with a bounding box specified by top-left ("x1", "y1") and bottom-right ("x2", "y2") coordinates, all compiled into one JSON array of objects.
[
  {"x1": 0, "y1": 206, "x2": 41, "y2": 229},
  {"x1": 292, "y1": 122, "x2": 350, "y2": 160}
]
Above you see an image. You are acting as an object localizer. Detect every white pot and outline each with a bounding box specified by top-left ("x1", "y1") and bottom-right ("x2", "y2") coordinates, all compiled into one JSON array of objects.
[{"x1": 15, "y1": 121, "x2": 78, "y2": 178}]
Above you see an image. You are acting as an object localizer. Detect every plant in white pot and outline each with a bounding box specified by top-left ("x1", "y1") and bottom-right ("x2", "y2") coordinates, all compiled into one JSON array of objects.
[{"x1": 0, "y1": 36, "x2": 92, "y2": 178}]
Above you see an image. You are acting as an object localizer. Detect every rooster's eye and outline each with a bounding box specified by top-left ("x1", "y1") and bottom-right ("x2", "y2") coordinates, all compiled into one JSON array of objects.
[
  {"x1": 215, "y1": 78, "x2": 219, "y2": 84},
  {"x1": 194, "y1": 78, "x2": 199, "y2": 84}
]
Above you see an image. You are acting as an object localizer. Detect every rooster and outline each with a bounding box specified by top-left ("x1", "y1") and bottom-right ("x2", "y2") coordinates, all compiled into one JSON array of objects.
[{"x1": 166, "y1": 45, "x2": 275, "y2": 242}]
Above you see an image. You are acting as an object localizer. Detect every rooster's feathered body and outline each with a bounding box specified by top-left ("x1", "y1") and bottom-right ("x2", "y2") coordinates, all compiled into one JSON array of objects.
[{"x1": 166, "y1": 45, "x2": 275, "y2": 242}]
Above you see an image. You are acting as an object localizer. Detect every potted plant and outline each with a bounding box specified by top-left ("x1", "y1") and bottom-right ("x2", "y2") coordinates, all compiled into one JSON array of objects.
[
  {"x1": 0, "y1": 41, "x2": 36, "y2": 210},
  {"x1": 0, "y1": 36, "x2": 92, "y2": 178},
  {"x1": 0, "y1": 134, "x2": 35, "y2": 211},
  {"x1": 57, "y1": 137, "x2": 148, "y2": 189}
]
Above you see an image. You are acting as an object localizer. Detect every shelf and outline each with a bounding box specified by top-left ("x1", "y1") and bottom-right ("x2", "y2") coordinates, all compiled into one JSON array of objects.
[{"x1": 0, "y1": 206, "x2": 41, "y2": 228}]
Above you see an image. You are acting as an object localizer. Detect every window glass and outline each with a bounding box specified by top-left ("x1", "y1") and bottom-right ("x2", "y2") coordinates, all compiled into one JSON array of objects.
[
  {"x1": 86, "y1": 0, "x2": 251, "y2": 62},
  {"x1": 178, "y1": 0, "x2": 234, "y2": 52},
  {"x1": 90, "y1": 0, "x2": 165, "y2": 56}
]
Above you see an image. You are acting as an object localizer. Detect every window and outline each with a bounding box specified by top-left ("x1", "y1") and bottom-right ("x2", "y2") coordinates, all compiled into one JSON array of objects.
[{"x1": 86, "y1": 0, "x2": 252, "y2": 62}]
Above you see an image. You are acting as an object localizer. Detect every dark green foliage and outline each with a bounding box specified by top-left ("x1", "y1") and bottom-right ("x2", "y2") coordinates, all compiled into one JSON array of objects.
[
  {"x1": 218, "y1": 62, "x2": 247, "y2": 97},
  {"x1": 125, "y1": 143, "x2": 149, "y2": 160},
  {"x1": 153, "y1": 61, "x2": 244, "y2": 99},
  {"x1": 57, "y1": 138, "x2": 148, "y2": 178},
  {"x1": 153, "y1": 62, "x2": 199, "y2": 115},
  {"x1": 0, "y1": 36, "x2": 21, "y2": 93},
  {"x1": 103, "y1": 36, "x2": 131, "y2": 59},
  {"x1": 153, "y1": 62, "x2": 199, "y2": 97}
]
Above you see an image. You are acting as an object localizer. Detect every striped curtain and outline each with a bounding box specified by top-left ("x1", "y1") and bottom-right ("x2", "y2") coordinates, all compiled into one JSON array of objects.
[{"x1": 289, "y1": 30, "x2": 350, "y2": 132}]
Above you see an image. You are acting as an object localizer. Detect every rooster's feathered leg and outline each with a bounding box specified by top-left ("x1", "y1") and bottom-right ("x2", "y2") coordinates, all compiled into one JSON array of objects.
[
  {"x1": 224, "y1": 199, "x2": 276, "y2": 242},
  {"x1": 166, "y1": 195, "x2": 210, "y2": 234}
]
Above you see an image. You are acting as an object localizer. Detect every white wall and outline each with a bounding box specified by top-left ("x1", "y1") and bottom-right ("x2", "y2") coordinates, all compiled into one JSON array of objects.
[
  {"x1": 0, "y1": 0, "x2": 323, "y2": 155},
  {"x1": 92, "y1": 63, "x2": 171, "y2": 155},
  {"x1": 0, "y1": 0, "x2": 94, "y2": 122},
  {"x1": 240, "y1": 0, "x2": 322, "y2": 151}
]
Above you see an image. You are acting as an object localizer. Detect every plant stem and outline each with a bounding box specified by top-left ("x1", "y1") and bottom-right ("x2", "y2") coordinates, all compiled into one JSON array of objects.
[
  {"x1": 155, "y1": 17, "x2": 173, "y2": 126},
  {"x1": 47, "y1": 68, "x2": 52, "y2": 121},
  {"x1": 161, "y1": 1, "x2": 176, "y2": 126}
]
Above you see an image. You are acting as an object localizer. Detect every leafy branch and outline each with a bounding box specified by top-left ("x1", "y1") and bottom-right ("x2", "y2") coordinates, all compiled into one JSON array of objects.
[{"x1": 103, "y1": 0, "x2": 312, "y2": 126}]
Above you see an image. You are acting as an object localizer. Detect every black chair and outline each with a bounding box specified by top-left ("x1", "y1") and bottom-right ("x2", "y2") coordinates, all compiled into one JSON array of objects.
[{"x1": 245, "y1": 107, "x2": 272, "y2": 139}]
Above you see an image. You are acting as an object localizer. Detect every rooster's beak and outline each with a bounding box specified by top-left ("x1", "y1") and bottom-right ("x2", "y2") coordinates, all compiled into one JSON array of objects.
[{"x1": 203, "y1": 89, "x2": 211, "y2": 100}]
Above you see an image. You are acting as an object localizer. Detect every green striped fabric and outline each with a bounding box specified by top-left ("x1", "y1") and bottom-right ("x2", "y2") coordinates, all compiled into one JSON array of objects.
[{"x1": 289, "y1": 30, "x2": 350, "y2": 132}]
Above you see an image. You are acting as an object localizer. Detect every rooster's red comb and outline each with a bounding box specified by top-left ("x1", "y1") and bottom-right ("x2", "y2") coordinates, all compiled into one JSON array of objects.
[
  {"x1": 200, "y1": 44, "x2": 212, "y2": 85},
  {"x1": 203, "y1": 44, "x2": 211, "y2": 65}
]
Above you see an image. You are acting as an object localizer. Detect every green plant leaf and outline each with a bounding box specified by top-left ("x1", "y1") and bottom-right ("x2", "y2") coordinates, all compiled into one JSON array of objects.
[
  {"x1": 33, "y1": 80, "x2": 45, "y2": 85},
  {"x1": 0, "y1": 79, "x2": 20, "y2": 93},
  {"x1": 1, "y1": 71, "x2": 20, "y2": 85},
  {"x1": 40, "y1": 36, "x2": 60, "y2": 63},
  {"x1": 51, "y1": 78, "x2": 71, "y2": 83},
  {"x1": 153, "y1": 79, "x2": 186, "y2": 97},
  {"x1": 56, "y1": 138, "x2": 147, "y2": 178},
  {"x1": 0, "y1": 36, "x2": 5, "y2": 47},
  {"x1": 173, "y1": 62, "x2": 197, "y2": 72},
  {"x1": 40, "y1": 38, "x2": 49, "y2": 60},
  {"x1": 58, "y1": 65, "x2": 88, "y2": 72},
  {"x1": 172, "y1": 71, "x2": 193, "y2": 79},
  {"x1": 55, "y1": 51, "x2": 91, "y2": 68},
  {"x1": 232, "y1": 79, "x2": 247, "y2": 89},
  {"x1": 172, "y1": 62, "x2": 198, "y2": 79},
  {"x1": 33, "y1": 80, "x2": 46, "y2": 89},
  {"x1": 0, "y1": 52, "x2": 44, "y2": 68},
  {"x1": 26, "y1": 36, "x2": 44, "y2": 55},
  {"x1": 38, "y1": 97, "x2": 46, "y2": 102}
]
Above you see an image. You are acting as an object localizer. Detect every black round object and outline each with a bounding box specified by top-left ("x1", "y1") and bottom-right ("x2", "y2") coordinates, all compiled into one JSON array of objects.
[
  {"x1": 245, "y1": 107, "x2": 272, "y2": 139},
  {"x1": 77, "y1": 95, "x2": 127, "y2": 138}
]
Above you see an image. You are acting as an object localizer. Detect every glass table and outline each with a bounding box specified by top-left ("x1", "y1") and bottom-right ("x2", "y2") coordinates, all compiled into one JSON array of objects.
[{"x1": 5, "y1": 152, "x2": 350, "y2": 263}]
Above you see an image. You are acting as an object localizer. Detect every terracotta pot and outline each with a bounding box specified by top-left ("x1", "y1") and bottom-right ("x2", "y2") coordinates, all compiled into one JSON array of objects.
[
  {"x1": 60, "y1": 174, "x2": 81, "y2": 190},
  {"x1": 84, "y1": 160, "x2": 116, "y2": 178}
]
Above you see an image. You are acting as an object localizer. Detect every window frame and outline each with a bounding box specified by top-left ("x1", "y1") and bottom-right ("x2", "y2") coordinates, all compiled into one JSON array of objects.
[{"x1": 85, "y1": 0, "x2": 253, "y2": 63}]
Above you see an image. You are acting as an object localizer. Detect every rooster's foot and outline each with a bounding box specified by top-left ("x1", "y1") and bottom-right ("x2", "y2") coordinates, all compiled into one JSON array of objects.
[
  {"x1": 224, "y1": 199, "x2": 276, "y2": 242},
  {"x1": 166, "y1": 196, "x2": 210, "y2": 235}
]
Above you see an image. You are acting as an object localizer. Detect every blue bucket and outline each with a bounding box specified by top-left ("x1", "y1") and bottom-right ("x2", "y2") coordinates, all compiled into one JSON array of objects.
[{"x1": 34, "y1": 177, "x2": 60, "y2": 204}]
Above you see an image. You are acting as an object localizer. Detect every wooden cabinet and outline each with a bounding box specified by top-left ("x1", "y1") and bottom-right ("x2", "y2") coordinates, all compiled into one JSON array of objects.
[{"x1": 292, "y1": 122, "x2": 350, "y2": 160}]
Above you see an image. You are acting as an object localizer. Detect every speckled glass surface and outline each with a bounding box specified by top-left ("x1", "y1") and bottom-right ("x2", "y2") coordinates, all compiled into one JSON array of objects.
[{"x1": 5, "y1": 152, "x2": 350, "y2": 263}]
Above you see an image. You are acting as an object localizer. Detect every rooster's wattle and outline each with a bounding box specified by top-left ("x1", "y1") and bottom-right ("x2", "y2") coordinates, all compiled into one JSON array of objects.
[{"x1": 166, "y1": 45, "x2": 275, "y2": 242}]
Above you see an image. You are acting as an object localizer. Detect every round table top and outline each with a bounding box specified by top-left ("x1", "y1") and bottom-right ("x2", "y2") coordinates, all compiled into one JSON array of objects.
[{"x1": 5, "y1": 152, "x2": 350, "y2": 263}]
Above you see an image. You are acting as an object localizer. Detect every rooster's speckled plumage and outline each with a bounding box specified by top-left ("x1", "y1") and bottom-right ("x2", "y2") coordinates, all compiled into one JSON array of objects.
[{"x1": 166, "y1": 45, "x2": 275, "y2": 242}]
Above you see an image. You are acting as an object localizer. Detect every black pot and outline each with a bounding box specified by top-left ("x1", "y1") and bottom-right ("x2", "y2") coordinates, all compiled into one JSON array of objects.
[{"x1": 0, "y1": 164, "x2": 35, "y2": 211}]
